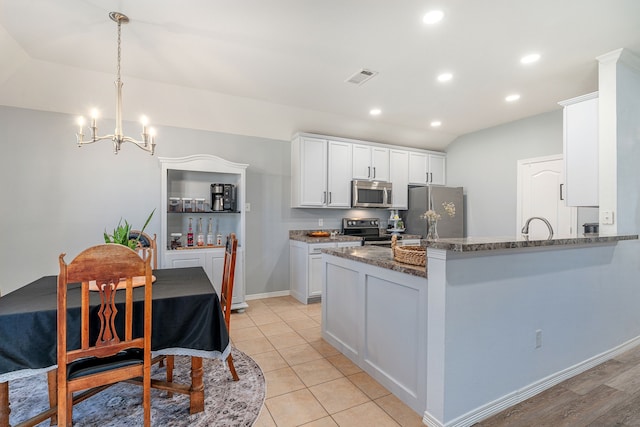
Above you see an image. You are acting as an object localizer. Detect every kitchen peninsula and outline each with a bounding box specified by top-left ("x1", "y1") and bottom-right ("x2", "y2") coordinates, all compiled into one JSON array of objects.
[{"x1": 321, "y1": 234, "x2": 638, "y2": 427}]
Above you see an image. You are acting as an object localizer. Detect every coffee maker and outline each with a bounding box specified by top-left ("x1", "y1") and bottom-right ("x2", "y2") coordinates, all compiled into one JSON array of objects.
[
  {"x1": 223, "y1": 184, "x2": 236, "y2": 211},
  {"x1": 211, "y1": 183, "x2": 236, "y2": 211},
  {"x1": 211, "y1": 183, "x2": 224, "y2": 211}
]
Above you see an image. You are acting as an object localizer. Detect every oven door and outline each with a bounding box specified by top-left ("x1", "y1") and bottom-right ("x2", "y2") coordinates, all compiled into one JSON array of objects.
[{"x1": 352, "y1": 180, "x2": 393, "y2": 208}]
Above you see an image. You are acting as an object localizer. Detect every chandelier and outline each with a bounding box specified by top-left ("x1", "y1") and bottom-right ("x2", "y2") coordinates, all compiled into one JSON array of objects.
[{"x1": 76, "y1": 12, "x2": 156, "y2": 155}]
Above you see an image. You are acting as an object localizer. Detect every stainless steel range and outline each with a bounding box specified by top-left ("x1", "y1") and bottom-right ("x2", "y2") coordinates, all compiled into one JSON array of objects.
[{"x1": 342, "y1": 218, "x2": 394, "y2": 247}]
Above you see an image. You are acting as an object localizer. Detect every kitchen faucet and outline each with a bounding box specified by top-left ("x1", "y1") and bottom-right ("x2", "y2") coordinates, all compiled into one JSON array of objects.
[{"x1": 521, "y1": 216, "x2": 554, "y2": 240}]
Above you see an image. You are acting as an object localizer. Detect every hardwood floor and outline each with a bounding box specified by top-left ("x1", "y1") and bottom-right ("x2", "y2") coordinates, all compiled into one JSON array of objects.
[{"x1": 476, "y1": 344, "x2": 640, "y2": 426}]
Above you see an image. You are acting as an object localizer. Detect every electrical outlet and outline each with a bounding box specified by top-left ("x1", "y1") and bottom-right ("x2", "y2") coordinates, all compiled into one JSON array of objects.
[
  {"x1": 245, "y1": 202, "x2": 251, "y2": 212},
  {"x1": 601, "y1": 210, "x2": 614, "y2": 225},
  {"x1": 318, "y1": 218, "x2": 324, "y2": 227},
  {"x1": 535, "y1": 329, "x2": 542, "y2": 349}
]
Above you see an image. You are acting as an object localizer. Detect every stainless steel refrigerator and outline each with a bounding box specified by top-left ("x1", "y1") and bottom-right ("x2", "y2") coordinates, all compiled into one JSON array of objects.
[{"x1": 404, "y1": 186, "x2": 464, "y2": 238}]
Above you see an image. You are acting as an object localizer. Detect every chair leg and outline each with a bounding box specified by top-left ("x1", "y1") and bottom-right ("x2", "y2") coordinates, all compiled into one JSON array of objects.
[
  {"x1": 227, "y1": 354, "x2": 239, "y2": 381},
  {"x1": 166, "y1": 355, "x2": 174, "y2": 397},
  {"x1": 0, "y1": 381, "x2": 9, "y2": 427},
  {"x1": 47, "y1": 369, "x2": 58, "y2": 426}
]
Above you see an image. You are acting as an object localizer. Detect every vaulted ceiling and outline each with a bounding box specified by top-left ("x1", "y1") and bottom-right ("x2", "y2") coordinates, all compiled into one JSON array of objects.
[{"x1": 1, "y1": 0, "x2": 639, "y2": 150}]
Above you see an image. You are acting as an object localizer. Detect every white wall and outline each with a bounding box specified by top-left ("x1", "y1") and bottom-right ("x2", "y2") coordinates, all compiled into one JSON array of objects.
[
  {"x1": 445, "y1": 111, "x2": 564, "y2": 236},
  {"x1": 0, "y1": 105, "x2": 396, "y2": 296}
]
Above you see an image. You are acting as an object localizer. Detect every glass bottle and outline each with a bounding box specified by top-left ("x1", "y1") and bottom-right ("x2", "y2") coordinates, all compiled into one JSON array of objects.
[
  {"x1": 215, "y1": 219, "x2": 223, "y2": 246},
  {"x1": 187, "y1": 218, "x2": 194, "y2": 247},
  {"x1": 196, "y1": 218, "x2": 205, "y2": 246},
  {"x1": 206, "y1": 218, "x2": 214, "y2": 246}
]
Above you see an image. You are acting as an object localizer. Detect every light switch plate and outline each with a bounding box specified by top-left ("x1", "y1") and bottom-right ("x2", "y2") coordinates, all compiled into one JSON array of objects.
[{"x1": 601, "y1": 210, "x2": 614, "y2": 225}]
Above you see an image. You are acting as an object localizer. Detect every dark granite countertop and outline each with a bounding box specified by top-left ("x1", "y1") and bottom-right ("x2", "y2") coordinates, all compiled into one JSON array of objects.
[
  {"x1": 322, "y1": 246, "x2": 427, "y2": 278},
  {"x1": 423, "y1": 234, "x2": 638, "y2": 252},
  {"x1": 289, "y1": 230, "x2": 421, "y2": 244}
]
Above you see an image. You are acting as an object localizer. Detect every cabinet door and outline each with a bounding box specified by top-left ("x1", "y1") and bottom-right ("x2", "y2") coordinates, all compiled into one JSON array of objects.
[
  {"x1": 408, "y1": 152, "x2": 428, "y2": 185},
  {"x1": 327, "y1": 141, "x2": 352, "y2": 207},
  {"x1": 371, "y1": 147, "x2": 390, "y2": 181},
  {"x1": 164, "y1": 251, "x2": 206, "y2": 269},
  {"x1": 289, "y1": 242, "x2": 308, "y2": 303},
  {"x1": 299, "y1": 137, "x2": 328, "y2": 206},
  {"x1": 204, "y1": 248, "x2": 244, "y2": 305},
  {"x1": 428, "y1": 154, "x2": 446, "y2": 185},
  {"x1": 352, "y1": 144, "x2": 372, "y2": 179},
  {"x1": 563, "y1": 97, "x2": 598, "y2": 206},
  {"x1": 308, "y1": 254, "x2": 323, "y2": 298},
  {"x1": 389, "y1": 149, "x2": 409, "y2": 209}
]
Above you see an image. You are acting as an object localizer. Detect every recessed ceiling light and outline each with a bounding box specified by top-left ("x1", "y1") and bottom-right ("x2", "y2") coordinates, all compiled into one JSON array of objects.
[
  {"x1": 423, "y1": 10, "x2": 444, "y2": 25},
  {"x1": 520, "y1": 53, "x2": 541, "y2": 64},
  {"x1": 431, "y1": 121, "x2": 442, "y2": 127},
  {"x1": 370, "y1": 108, "x2": 382, "y2": 116},
  {"x1": 505, "y1": 94, "x2": 521, "y2": 102},
  {"x1": 437, "y1": 73, "x2": 453, "y2": 82}
]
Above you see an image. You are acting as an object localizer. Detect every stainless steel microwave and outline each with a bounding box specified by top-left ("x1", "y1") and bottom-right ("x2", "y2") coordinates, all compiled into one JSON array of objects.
[{"x1": 352, "y1": 180, "x2": 393, "y2": 208}]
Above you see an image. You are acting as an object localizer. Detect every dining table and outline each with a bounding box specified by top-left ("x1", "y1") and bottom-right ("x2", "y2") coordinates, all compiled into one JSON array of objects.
[{"x1": 0, "y1": 266, "x2": 230, "y2": 427}]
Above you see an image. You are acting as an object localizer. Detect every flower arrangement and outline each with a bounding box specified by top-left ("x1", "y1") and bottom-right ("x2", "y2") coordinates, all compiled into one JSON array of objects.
[{"x1": 421, "y1": 201, "x2": 456, "y2": 222}]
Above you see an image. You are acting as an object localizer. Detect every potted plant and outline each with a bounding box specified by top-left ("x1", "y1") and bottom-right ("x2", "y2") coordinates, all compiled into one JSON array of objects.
[{"x1": 104, "y1": 209, "x2": 155, "y2": 249}]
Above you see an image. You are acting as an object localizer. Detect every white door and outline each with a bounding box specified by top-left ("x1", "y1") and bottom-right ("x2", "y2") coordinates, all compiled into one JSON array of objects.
[
  {"x1": 389, "y1": 149, "x2": 409, "y2": 209},
  {"x1": 371, "y1": 147, "x2": 390, "y2": 181},
  {"x1": 352, "y1": 144, "x2": 371, "y2": 179},
  {"x1": 517, "y1": 155, "x2": 576, "y2": 238},
  {"x1": 300, "y1": 137, "x2": 328, "y2": 206},
  {"x1": 327, "y1": 141, "x2": 352, "y2": 207},
  {"x1": 428, "y1": 154, "x2": 446, "y2": 185},
  {"x1": 408, "y1": 152, "x2": 428, "y2": 185}
]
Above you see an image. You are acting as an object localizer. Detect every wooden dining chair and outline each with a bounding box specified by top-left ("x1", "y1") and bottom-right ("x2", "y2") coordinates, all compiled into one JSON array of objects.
[
  {"x1": 130, "y1": 230, "x2": 157, "y2": 269},
  {"x1": 57, "y1": 244, "x2": 153, "y2": 427},
  {"x1": 164, "y1": 233, "x2": 239, "y2": 383}
]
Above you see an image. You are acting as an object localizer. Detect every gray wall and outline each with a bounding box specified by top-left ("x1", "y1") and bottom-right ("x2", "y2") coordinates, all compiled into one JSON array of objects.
[
  {"x1": 445, "y1": 110, "x2": 565, "y2": 236},
  {"x1": 0, "y1": 105, "x2": 388, "y2": 296}
]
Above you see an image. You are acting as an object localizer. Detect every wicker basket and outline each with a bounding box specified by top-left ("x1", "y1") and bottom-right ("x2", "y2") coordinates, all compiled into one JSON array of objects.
[{"x1": 391, "y1": 235, "x2": 426, "y2": 267}]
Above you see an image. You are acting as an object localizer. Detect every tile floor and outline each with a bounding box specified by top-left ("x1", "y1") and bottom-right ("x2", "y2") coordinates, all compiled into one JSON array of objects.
[{"x1": 230, "y1": 296, "x2": 424, "y2": 427}]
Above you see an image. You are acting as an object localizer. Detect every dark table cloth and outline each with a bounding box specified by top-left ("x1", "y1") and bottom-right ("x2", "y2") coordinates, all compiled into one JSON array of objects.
[{"x1": 0, "y1": 267, "x2": 230, "y2": 382}]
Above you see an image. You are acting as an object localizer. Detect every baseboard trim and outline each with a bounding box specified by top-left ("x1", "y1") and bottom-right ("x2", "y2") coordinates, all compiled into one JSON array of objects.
[
  {"x1": 423, "y1": 335, "x2": 640, "y2": 427},
  {"x1": 246, "y1": 290, "x2": 291, "y2": 300}
]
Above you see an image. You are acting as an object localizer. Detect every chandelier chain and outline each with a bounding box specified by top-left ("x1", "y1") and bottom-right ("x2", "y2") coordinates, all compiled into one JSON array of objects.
[{"x1": 116, "y1": 19, "x2": 122, "y2": 83}]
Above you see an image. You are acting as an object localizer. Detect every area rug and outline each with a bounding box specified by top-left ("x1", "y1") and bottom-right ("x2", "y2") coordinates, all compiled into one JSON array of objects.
[{"x1": 8, "y1": 347, "x2": 265, "y2": 427}]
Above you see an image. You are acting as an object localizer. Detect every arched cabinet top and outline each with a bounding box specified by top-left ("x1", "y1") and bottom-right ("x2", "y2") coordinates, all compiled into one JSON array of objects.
[{"x1": 159, "y1": 155, "x2": 248, "y2": 174}]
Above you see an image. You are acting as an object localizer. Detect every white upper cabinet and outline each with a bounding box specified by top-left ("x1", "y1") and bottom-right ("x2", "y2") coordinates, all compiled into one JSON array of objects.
[
  {"x1": 558, "y1": 92, "x2": 599, "y2": 207},
  {"x1": 327, "y1": 141, "x2": 353, "y2": 207},
  {"x1": 408, "y1": 152, "x2": 446, "y2": 185},
  {"x1": 352, "y1": 144, "x2": 389, "y2": 181},
  {"x1": 292, "y1": 133, "x2": 445, "y2": 208},
  {"x1": 291, "y1": 136, "x2": 352, "y2": 208},
  {"x1": 389, "y1": 149, "x2": 409, "y2": 209}
]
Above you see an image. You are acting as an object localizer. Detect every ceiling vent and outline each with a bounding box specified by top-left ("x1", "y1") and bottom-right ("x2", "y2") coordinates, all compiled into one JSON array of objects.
[{"x1": 345, "y1": 69, "x2": 378, "y2": 85}]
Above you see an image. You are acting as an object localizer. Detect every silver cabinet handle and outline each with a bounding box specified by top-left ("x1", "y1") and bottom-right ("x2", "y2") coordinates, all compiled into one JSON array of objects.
[
  {"x1": 426, "y1": 172, "x2": 429, "y2": 183},
  {"x1": 329, "y1": 192, "x2": 332, "y2": 204},
  {"x1": 430, "y1": 172, "x2": 433, "y2": 182},
  {"x1": 368, "y1": 166, "x2": 371, "y2": 178},
  {"x1": 322, "y1": 191, "x2": 327, "y2": 203},
  {"x1": 560, "y1": 184, "x2": 564, "y2": 201},
  {"x1": 373, "y1": 167, "x2": 376, "y2": 179}
]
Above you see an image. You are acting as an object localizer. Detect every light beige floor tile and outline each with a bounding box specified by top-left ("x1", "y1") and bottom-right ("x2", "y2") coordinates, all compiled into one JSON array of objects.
[
  {"x1": 258, "y1": 321, "x2": 295, "y2": 337},
  {"x1": 309, "y1": 377, "x2": 370, "y2": 414},
  {"x1": 300, "y1": 303, "x2": 322, "y2": 315},
  {"x1": 326, "y1": 353, "x2": 363, "y2": 376},
  {"x1": 310, "y1": 314, "x2": 322, "y2": 324},
  {"x1": 230, "y1": 314, "x2": 256, "y2": 330},
  {"x1": 263, "y1": 296, "x2": 298, "y2": 308},
  {"x1": 245, "y1": 301, "x2": 271, "y2": 313},
  {"x1": 286, "y1": 317, "x2": 320, "y2": 331},
  {"x1": 253, "y1": 405, "x2": 277, "y2": 427},
  {"x1": 310, "y1": 340, "x2": 341, "y2": 357},
  {"x1": 298, "y1": 327, "x2": 323, "y2": 343},
  {"x1": 266, "y1": 389, "x2": 328, "y2": 427},
  {"x1": 264, "y1": 366, "x2": 306, "y2": 398},
  {"x1": 230, "y1": 325, "x2": 265, "y2": 342},
  {"x1": 278, "y1": 343, "x2": 324, "y2": 366},
  {"x1": 249, "y1": 350, "x2": 289, "y2": 373},
  {"x1": 277, "y1": 308, "x2": 311, "y2": 321},
  {"x1": 267, "y1": 331, "x2": 308, "y2": 350},
  {"x1": 375, "y1": 394, "x2": 424, "y2": 427},
  {"x1": 332, "y1": 401, "x2": 400, "y2": 427},
  {"x1": 291, "y1": 358, "x2": 344, "y2": 387},
  {"x1": 300, "y1": 416, "x2": 339, "y2": 427},
  {"x1": 248, "y1": 312, "x2": 282, "y2": 326},
  {"x1": 233, "y1": 336, "x2": 276, "y2": 356},
  {"x1": 348, "y1": 371, "x2": 391, "y2": 399}
]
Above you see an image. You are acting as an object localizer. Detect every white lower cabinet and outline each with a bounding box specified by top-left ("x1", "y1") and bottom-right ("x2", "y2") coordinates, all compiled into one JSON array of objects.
[
  {"x1": 165, "y1": 248, "x2": 247, "y2": 311},
  {"x1": 290, "y1": 240, "x2": 361, "y2": 304}
]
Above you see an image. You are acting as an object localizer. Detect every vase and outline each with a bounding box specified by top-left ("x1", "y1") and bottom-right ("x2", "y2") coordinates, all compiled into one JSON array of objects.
[{"x1": 426, "y1": 219, "x2": 439, "y2": 240}]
